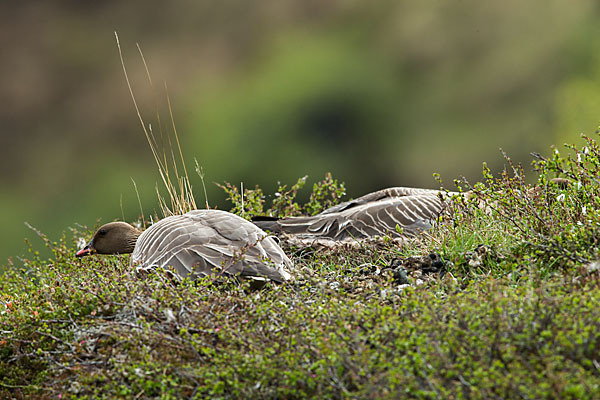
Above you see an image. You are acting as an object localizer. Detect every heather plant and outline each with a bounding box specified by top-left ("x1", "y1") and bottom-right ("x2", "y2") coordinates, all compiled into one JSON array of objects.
[
  {"x1": 269, "y1": 176, "x2": 307, "y2": 217},
  {"x1": 304, "y1": 172, "x2": 346, "y2": 216},
  {"x1": 3, "y1": 137, "x2": 600, "y2": 398},
  {"x1": 215, "y1": 182, "x2": 266, "y2": 219},
  {"x1": 431, "y1": 135, "x2": 600, "y2": 280},
  {"x1": 219, "y1": 173, "x2": 347, "y2": 220}
]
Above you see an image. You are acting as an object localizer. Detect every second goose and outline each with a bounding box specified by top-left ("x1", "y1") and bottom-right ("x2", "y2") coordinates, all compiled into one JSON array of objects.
[{"x1": 253, "y1": 187, "x2": 456, "y2": 245}]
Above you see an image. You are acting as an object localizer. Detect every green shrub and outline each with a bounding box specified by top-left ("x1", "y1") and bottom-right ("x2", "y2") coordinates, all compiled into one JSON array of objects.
[{"x1": 3, "y1": 137, "x2": 600, "y2": 398}]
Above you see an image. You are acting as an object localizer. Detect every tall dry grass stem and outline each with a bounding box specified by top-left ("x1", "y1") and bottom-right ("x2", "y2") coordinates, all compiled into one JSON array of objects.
[{"x1": 115, "y1": 32, "x2": 199, "y2": 218}]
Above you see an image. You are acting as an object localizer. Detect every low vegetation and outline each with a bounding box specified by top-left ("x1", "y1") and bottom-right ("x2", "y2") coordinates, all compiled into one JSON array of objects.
[{"x1": 2, "y1": 136, "x2": 600, "y2": 398}]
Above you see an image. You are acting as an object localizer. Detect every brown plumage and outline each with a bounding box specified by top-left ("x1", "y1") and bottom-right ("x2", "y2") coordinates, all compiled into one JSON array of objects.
[
  {"x1": 253, "y1": 187, "x2": 456, "y2": 244},
  {"x1": 76, "y1": 210, "x2": 293, "y2": 283}
]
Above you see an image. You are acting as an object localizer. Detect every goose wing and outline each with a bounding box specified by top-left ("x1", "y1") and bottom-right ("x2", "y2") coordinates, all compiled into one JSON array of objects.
[
  {"x1": 132, "y1": 210, "x2": 293, "y2": 282},
  {"x1": 255, "y1": 189, "x2": 449, "y2": 241},
  {"x1": 320, "y1": 187, "x2": 446, "y2": 214}
]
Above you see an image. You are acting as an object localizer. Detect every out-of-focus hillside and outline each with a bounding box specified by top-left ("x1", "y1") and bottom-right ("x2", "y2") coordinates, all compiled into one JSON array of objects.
[{"x1": 1, "y1": 1, "x2": 599, "y2": 264}]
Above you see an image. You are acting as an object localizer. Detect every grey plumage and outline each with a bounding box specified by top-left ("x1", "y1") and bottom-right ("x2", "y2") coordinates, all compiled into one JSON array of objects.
[
  {"x1": 131, "y1": 210, "x2": 293, "y2": 283},
  {"x1": 253, "y1": 187, "x2": 456, "y2": 244}
]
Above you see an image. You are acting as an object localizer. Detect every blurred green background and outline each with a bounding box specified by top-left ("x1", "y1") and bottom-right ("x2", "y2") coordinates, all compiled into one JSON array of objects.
[{"x1": 2, "y1": 1, "x2": 600, "y2": 265}]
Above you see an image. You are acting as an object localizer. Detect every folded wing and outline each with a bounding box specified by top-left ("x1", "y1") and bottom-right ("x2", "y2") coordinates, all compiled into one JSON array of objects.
[{"x1": 132, "y1": 210, "x2": 293, "y2": 282}]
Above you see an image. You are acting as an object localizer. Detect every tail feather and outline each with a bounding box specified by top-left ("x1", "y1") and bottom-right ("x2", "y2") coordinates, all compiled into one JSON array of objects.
[{"x1": 251, "y1": 216, "x2": 282, "y2": 233}]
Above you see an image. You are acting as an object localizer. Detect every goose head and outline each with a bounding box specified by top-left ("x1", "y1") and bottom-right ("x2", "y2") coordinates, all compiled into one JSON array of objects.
[{"x1": 76, "y1": 222, "x2": 141, "y2": 257}]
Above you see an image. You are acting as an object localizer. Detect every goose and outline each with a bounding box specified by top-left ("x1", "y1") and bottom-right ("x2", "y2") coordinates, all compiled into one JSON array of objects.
[
  {"x1": 252, "y1": 187, "x2": 458, "y2": 245},
  {"x1": 76, "y1": 209, "x2": 293, "y2": 283}
]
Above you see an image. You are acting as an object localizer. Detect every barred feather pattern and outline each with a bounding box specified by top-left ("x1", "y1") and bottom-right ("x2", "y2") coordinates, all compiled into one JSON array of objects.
[
  {"x1": 131, "y1": 210, "x2": 293, "y2": 283},
  {"x1": 253, "y1": 187, "x2": 457, "y2": 242}
]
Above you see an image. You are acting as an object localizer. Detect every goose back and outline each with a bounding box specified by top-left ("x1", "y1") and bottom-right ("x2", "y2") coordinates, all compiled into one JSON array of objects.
[{"x1": 132, "y1": 210, "x2": 292, "y2": 282}]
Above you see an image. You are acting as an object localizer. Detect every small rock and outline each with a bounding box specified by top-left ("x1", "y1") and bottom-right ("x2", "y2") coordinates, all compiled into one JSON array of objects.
[
  {"x1": 468, "y1": 258, "x2": 481, "y2": 268},
  {"x1": 69, "y1": 381, "x2": 82, "y2": 394},
  {"x1": 388, "y1": 252, "x2": 447, "y2": 275},
  {"x1": 163, "y1": 308, "x2": 176, "y2": 323},
  {"x1": 584, "y1": 261, "x2": 600, "y2": 273},
  {"x1": 393, "y1": 267, "x2": 409, "y2": 285},
  {"x1": 356, "y1": 263, "x2": 378, "y2": 275}
]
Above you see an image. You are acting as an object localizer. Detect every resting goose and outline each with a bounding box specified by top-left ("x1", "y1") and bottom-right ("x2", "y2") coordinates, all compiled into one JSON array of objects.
[
  {"x1": 253, "y1": 187, "x2": 457, "y2": 245},
  {"x1": 76, "y1": 209, "x2": 293, "y2": 283}
]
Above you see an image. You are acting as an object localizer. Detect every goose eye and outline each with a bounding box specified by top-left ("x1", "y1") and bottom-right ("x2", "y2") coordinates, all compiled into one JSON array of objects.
[{"x1": 98, "y1": 229, "x2": 107, "y2": 236}]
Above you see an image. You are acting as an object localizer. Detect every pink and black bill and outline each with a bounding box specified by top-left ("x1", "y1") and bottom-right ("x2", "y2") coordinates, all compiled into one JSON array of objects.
[{"x1": 76, "y1": 241, "x2": 94, "y2": 258}]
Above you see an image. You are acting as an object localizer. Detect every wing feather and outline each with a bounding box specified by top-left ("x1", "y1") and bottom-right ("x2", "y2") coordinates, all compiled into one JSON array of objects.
[
  {"x1": 253, "y1": 188, "x2": 454, "y2": 241},
  {"x1": 132, "y1": 210, "x2": 293, "y2": 282}
]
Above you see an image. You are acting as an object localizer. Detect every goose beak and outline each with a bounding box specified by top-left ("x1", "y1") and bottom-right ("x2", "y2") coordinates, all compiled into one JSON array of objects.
[{"x1": 76, "y1": 241, "x2": 95, "y2": 258}]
